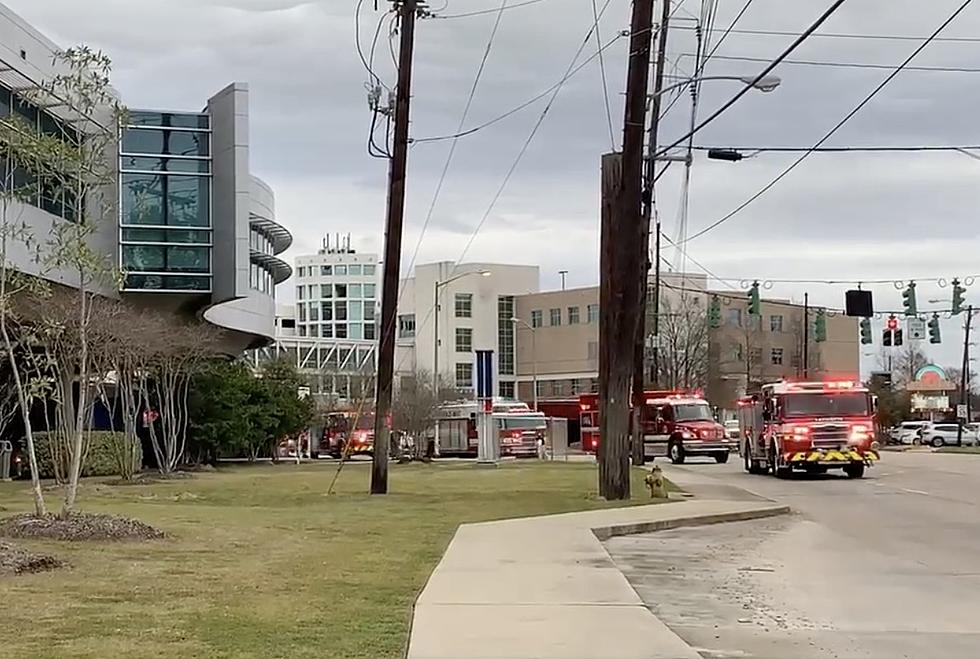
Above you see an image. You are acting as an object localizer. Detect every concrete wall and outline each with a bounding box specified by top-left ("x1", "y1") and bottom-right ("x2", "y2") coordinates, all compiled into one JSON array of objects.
[{"x1": 515, "y1": 286, "x2": 599, "y2": 380}]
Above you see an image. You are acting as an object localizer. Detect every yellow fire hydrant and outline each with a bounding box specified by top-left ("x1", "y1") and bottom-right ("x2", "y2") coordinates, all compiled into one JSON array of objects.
[{"x1": 644, "y1": 464, "x2": 668, "y2": 499}]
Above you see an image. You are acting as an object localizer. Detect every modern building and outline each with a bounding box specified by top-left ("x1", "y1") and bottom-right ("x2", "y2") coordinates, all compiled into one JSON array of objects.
[
  {"x1": 513, "y1": 273, "x2": 708, "y2": 399},
  {"x1": 1, "y1": 3, "x2": 290, "y2": 352},
  {"x1": 395, "y1": 261, "x2": 539, "y2": 397},
  {"x1": 250, "y1": 237, "x2": 379, "y2": 404}
]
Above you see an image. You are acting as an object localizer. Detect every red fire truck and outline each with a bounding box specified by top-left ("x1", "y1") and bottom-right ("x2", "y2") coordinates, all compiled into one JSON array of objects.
[
  {"x1": 314, "y1": 411, "x2": 377, "y2": 459},
  {"x1": 434, "y1": 400, "x2": 547, "y2": 457},
  {"x1": 579, "y1": 390, "x2": 733, "y2": 463},
  {"x1": 737, "y1": 380, "x2": 880, "y2": 479}
]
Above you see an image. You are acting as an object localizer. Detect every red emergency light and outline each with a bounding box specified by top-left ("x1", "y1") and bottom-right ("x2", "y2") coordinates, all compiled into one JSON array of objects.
[{"x1": 886, "y1": 316, "x2": 899, "y2": 331}]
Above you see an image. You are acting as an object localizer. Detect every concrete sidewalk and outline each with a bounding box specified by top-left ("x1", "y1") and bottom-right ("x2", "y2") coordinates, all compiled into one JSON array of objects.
[{"x1": 407, "y1": 495, "x2": 789, "y2": 659}]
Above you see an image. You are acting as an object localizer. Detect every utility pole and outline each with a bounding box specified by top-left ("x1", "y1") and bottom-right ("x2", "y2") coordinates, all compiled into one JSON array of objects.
[
  {"x1": 599, "y1": 0, "x2": 656, "y2": 500},
  {"x1": 802, "y1": 292, "x2": 810, "y2": 380},
  {"x1": 632, "y1": 0, "x2": 671, "y2": 467},
  {"x1": 372, "y1": 0, "x2": 417, "y2": 495},
  {"x1": 957, "y1": 305, "x2": 973, "y2": 446}
]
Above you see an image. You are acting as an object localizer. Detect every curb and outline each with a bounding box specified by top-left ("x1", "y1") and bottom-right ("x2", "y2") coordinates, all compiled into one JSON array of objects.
[{"x1": 591, "y1": 503, "x2": 792, "y2": 541}]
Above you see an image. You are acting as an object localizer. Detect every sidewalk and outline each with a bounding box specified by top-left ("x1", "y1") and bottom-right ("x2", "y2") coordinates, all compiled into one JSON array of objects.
[{"x1": 407, "y1": 493, "x2": 789, "y2": 659}]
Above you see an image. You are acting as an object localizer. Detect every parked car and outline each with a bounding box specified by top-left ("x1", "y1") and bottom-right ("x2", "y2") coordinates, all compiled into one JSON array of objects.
[
  {"x1": 920, "y1": 422, "x2": 978, "y2": 448},
  {"x1": 723, "y1": 420, "x2": 740, "y2": 440},
  {"x1": 895, "y1": 421, "x2": 930, "y2": 445}
]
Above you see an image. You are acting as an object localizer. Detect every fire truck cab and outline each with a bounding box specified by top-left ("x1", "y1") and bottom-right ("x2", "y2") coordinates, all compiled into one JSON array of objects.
[
  {"x1": 434, "y1": 400, "x2": 547, "y2": 458},
  {"x1": 738, "y1": 380, "x2": 880, "y2": 479},
  {"x1": 641, "y1": 394, "x2": 733, "y2": 464}
]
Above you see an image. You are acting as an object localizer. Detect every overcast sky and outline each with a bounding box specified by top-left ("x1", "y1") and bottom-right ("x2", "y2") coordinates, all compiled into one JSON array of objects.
[{"x1": 12, "y1": 0, "x2": 980, "y2": 370}]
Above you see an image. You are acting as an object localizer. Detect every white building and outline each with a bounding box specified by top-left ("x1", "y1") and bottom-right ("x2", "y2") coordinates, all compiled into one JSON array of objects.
[
  {"x1": 395, "y1": 261, "x2": 540, "y2": 398},
  {"x1": 250, "y1": 237, "x2": 378, "y2": 403}
]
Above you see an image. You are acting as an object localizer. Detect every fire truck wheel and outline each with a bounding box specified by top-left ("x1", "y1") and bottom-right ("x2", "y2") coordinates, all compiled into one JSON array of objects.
[
  {"x1": 844, "y1": 464, "x2": 865, "y2": 479},
  {"x1": 714, "y1": 452, "x2": 729, "y2": 464},
  {"x1": 743, "y1": 443, "x2": 763, "y2": 474},
  {"x1": 668, "y1": 441, "x2": 685, "y2": 465},
  {"x1": 769, "y1": 443, "x2": 791, "y2": 479}
]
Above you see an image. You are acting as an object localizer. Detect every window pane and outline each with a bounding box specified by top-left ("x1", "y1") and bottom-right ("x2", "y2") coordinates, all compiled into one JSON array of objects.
[
  {"x1": 335, "y1": 284, "x2": 347, "y2": 299},
  {"x1": 128, "y1": 111, "x2": 209, "y2": 129},
  {"x1": 322, "y1": 302, "x2": 333, "y2": 321},
  {"x1": 587, "y1": 304, "x2": 599, "y2": 323},
  {"x1": 364, "y1": 303, "x2": 375, "y2": 321},
  {"x1": 365, "y1": 322, "x2": 376, "y2": 341},
  {"x1": 335, "y1": 265, "x2": 347, "y2": 276},
  {"x1": 122, "y1": 173, "x2": 164, "y2": 225},
  {"x1": 122, "y1": 228, "x2": 211, "y2": 244},
  {"x1": 350, "y1": 323, "x2": 363, "y2": 340},
  {"x1": 168, "y1": 246, "x2": 209, "y2": 272},
  {"x1": 364, "y1": 283, "x2": 376, "y2": 299},
  {"x1": 321, "y1": 265, "x2": 332, "y2": 276},
  {"x1": 363, "y1": 264, "x2": 376, "y2": 276},
  {"x1": 455, "y1": 293, "x2": 473, "y2": 318},
  {"x1": 322, "y1": 323, "x2": 333, "y2": 338},
  {"x1": 568, "y1": 306, "x2": 580, "y2": 324},
  {"x1": 0, "y1": 87, "x2": 10, "y2": 116},
  {"x1": 349, "y1": 284, "x2": 362, "y2": 299},
  {"x1": 531, "y1": 310, "x2": 542, "y2": 328},
  {"x1": 120, "y1": 156, "x2": 210, "y2": 173},
  {"x1": 123, "y1": 128, "x2": 209, "y2": 156},
  {"x1": 348, "y1": 265, "x2": 362, "y2": 275},
  {"x1": 167, "y1": 175, "x2": 210, "y2": 226},
  {"x1": 335, "y1": 302, "x2": 348, "y2": 321},
  {"x1": 122, "y1": 245, "x2": 164, "y2": 272},
  {"x1": 335, "y1": 323, "x2": 348, "y2": 339},
  {"x1": 550, "y1": 308, "x2": 561, "y2": 326},
  {"x1": 349, "y1": 301, "x2": 363, "y2": 321},
  {"x1": 123, "y1": 274, "x2": 210, "y2": 291}
]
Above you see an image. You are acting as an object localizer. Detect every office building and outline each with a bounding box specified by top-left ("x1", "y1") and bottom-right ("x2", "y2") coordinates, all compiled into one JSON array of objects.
[{"x1": 1, "y1": 3, "x2": 290, "y2": 351}]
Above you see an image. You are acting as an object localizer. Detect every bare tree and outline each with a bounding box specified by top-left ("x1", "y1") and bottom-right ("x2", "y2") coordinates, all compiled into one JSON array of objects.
[
  {"x1": 656, "y1": 296, "x2": 709, "y2": 390},
  {"x1": 391, "y1": 370, "x2": 455, "y2": 460}
]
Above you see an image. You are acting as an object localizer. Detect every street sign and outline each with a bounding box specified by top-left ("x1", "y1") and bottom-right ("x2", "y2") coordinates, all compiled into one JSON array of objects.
[
  {"x1": 907, "y1": 318, "x2": 926, "y2": 341},
  {"x1": 957, "y1": 404, "x2": 968, "y2": 419}
]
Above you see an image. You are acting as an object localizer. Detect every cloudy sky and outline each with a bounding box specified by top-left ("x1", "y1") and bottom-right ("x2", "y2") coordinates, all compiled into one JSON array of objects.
[{"x1": 12, "y1": 0, "x2": 980, "y2": 370}]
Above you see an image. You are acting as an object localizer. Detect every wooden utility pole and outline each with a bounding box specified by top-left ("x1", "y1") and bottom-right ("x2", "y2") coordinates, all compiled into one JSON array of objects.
[
  {"x1": 632, "y1": 0, "x2": 671, "y2": 467},
  {"x1": 599, "y1": 0, "x2": 656, "y2": 500},
  {"x1": 372, "y1": 0, "x2": 417, "y2": 495}
]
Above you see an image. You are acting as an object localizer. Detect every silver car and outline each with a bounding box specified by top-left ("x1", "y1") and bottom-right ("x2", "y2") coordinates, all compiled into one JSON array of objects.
[{"x1": 920, "y1": 422, "x2": 978, "y2": 448}]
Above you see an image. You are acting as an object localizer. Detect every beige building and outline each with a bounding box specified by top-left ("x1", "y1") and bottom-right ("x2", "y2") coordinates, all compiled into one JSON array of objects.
[{"x1": 511, "y1": 277, "x2": 859, "y2": 410}]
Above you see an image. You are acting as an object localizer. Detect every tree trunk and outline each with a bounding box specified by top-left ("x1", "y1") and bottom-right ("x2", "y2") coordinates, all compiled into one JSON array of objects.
[{"x1": 63, "y1": 287, "x2": 91, "y2": 515}]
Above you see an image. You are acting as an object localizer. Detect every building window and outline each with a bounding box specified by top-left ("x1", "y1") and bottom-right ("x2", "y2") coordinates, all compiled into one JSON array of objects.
[
  {"x1": 531, "y1": 310, "x2": 543, "y2": 328},
  {"x1": 399, "y1": 314, "x2": 416, "y2": 338},
  {"x1": 309, "y1": 303, "x2": 320, "y2": 322},
  {"x1": 727, "y1": 308, "x2": 742, "y2": 327},
  {"x1": 336, "y1": 323, "x2": 348, "y2": 339},
  {"x1": 587, "y1": 304, "x2": 599, "y2": 324},
  {"x1": 587, "y1": 341, "x2": 598, "y2": 361},
  {"x1": 750, "y1": 347, "x2": 763, "y2": 364},
  {"x1": 121, "y1": 245, "x2": 209, "y2": 273},
  {"x1": 322, "y1": 323, "x2": 333, "y2": 338},
  {"x1": 455, "y1": 293, "x2": 473, "y2": 318},
  {"x1": 321, "y1": 265, "x2": 332, "y2": 276},
  {"x1": 335, "y1": 302, "x2": 348, "y2": 321},
  {"x1": 497, "y1": 296, "x2": 516, "y2": 376},
  {"x1": 335, "y1": 265, "x2": 347, "y2": 276},
  {"x1": 550, "y1": 308, "x2": 561, "y2": 327},
  {"x1": 364, "y1": 264, "x2": 376, "y2": 276},
  {"x1": 349, "y1": 301, "x2": 363, "y2": 321},
  {"x1": 322, "y1": 302, "x2": 333, "y2": 321},
  {"x1": 298, "y1": 324, "x2": 307, "y2": 337},
  {"x1": 365, "y1": 322, "x2": 377, "y2": 341},
  {"x1": 499, "y1": 381, "x2": 515, "y2": 399},
  {"x1": 298, "y1": 305, "x2": 307, "y2": 322},
  {"x1": 568, "y1": 306, "x2": 580, "y2": 325},
  {"x1": 121, "y1": 173, "x2": 210, "y2": 227},
  {"x1": 455, "y1": 328, "x2": 473, "y2": 353},
  {"x1": 364, "y1": 303, "x2": 376, "y2": 321},
  {"x1": 771, "y1": 348, "x2": 784, "y2": 366},
  {"x1": 733, "y1": 344, "x2": 743, "y2": 361},
  {"x1": 770, "y1": 315, "x2": 784, "y2": 333},
  {"x1": 364, "y1": 283, "x2": 376, "y2": 299},
  {"x1": 349, "y1": 284, "x2": 363, "y2": 299},
  {"x1": 321, "y1": 284, "x2": 333, "y2": 298},
  {"x1": 297, "y1": 266, "x2": 305, "y2": 277},
  {"x1": 349, "y1": 265, "x2": 362, "y2": 276},
  {"x1": 350, "y1": 323, "x2": 363, "y2": 340},
  {"x1": 455, "y1": 363, "x2": 473, "y2": 389}
]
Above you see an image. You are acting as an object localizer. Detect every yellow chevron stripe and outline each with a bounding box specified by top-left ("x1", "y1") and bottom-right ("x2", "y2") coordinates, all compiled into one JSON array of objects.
[
  {"x1": 791, "y1": 452, "x2": 807, "y2": 462},
  {"x1": 807, "y1": 451, "x2": 824, "y2": 462},
  {"x1": 824, "y1": 450, "x2": 846, "y2": 462}
]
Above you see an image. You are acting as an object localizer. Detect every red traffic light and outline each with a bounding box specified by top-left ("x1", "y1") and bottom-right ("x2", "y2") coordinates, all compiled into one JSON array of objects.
[{"x1": 886, "y1": 316, "x2": 899, "y2": 331}]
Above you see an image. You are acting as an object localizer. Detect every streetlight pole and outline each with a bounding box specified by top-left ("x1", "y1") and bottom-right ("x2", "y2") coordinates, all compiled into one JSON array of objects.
[{"x1": 511, "y1": 317, "x2": 537, "y2": 410}]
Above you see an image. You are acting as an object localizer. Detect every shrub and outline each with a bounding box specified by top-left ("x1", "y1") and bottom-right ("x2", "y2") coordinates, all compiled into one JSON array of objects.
[{"x1": 32, "y1": 432, "x2": 138, "y2": 479}]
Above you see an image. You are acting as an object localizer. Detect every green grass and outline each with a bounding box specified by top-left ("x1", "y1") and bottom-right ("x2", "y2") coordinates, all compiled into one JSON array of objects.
[{"x1": 0, "y1": 461, "x2": 661, "y2": 659}]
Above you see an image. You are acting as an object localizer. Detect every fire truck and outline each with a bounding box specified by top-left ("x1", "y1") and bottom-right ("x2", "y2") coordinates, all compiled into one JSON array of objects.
[
  {"x1": 434, "y1": 400, "x2": 547, "y2": 457},
  {"x1": 738, "y1": 380, "x2": 880, "y2": 479},
  {"x1": 579, "y1": 390, "x2": 733, "y2": 463},
  {"x1": 314, "y1": 411, "x2": 377, "y2": 459}
]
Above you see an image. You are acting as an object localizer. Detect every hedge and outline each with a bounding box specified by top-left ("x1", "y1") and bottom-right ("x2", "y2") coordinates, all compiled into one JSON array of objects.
[{"x1": 31, "y1": 431, "x2": 140, "y2": 479}]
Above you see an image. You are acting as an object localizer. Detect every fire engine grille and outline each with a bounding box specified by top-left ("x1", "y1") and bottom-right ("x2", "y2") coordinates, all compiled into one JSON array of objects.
[{"x1": 810, "y1": 424, "x2": 849, "y2": 447}]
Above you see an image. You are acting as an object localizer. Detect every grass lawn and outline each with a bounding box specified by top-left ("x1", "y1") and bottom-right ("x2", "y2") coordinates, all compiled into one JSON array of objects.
[{"x1": 0, "y1": 460, "x2": 662, "y2": 659}]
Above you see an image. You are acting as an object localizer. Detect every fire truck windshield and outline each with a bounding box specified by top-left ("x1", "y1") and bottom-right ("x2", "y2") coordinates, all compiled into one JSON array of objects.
[
  {"x1": 674, "y1": 404, "x2": 713, "y2": 421},
  {"x1": 782, "y1": 392, "x2": 869, "y2": 417},
  {"x1": 500, "y1": 416, "x2": 546, "y2": 430}
]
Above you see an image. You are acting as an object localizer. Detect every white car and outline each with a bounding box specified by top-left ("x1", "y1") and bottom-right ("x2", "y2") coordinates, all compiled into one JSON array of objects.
[
  {"x1": 723, "y1": 420, "x2": 740, "y2": 440},
  {"x1": 895, "y1": 421, "x2": 929, "y2": 445},
  {"x1": 920, "y1": 422, "x2": 979, "y2": 448}
]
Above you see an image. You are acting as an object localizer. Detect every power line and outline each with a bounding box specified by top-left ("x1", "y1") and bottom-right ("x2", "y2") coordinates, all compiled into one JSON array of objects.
[
  {"x1": 402, "y1": 0, "x2": 511, "y2": 286},
  {"x1": 355, "y1": 0, "x2": 392, "y2": 92},
  {"x1": 655, "y1": 0, "x2": 851, "y2": 159},
  {"x1": 673, "y1": 24, "x2": 980, "y2": 44},
  {"x1": 682, "y1": 0, "x2": 977, "y2": 245},
  {"x1": 434, "y1": 0, "x2": 550, "y2": 19},
  {"x1": 411, "y1": 31, "x2": 625, "y2": 144},
  {"x1": 692, "y1": 144, "x2": 980, "y2": 153},
  {"x1": 684, "y1": 52, "x2": 980, "y2": 74},
  {"x1": 591, "y1": 0, "x2": 616, "y2": 150}
]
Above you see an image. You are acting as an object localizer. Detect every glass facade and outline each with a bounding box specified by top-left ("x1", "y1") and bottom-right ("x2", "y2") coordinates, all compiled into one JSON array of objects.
[
  {"x1": 120, "y1": 111, "x2": 212, "y2": 292},
  {"x1": 497, "y1": 296, "x2": 515, "y2": 376},
  {"x1": 294, "y1": 264, "x2": 379, "y2": 343},
  {"x1": 0, "y1": 85, "x2": 80, "y2": 222}
]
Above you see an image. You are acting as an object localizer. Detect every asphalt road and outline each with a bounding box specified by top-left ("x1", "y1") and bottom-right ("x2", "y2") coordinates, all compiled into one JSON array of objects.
[{"x1": 605, "y1": 451, "x2": 980, "y2": 659}]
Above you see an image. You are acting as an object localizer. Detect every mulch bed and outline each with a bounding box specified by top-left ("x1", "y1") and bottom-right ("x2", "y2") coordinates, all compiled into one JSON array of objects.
[
  {"x1": 0, "y1": 512, "x2": 165, "y2": 542},
  {"x1": 0, "y1": 541, "x2": 65, "y2": 575}
]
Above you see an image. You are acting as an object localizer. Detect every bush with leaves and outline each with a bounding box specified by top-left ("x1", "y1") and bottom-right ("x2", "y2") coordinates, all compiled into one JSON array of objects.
[{"x1": 32, "y1": 432, "x2": 134, "y2": 479}]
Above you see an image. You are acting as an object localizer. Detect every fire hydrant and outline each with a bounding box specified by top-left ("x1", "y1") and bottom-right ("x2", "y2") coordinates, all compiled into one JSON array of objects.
[{"x1": 644, "y1": 464, "x2": 668, "y2": 499}]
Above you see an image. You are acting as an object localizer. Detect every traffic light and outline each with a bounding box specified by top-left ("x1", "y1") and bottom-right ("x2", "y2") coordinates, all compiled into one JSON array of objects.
[
  {"x1": 952, "y1": 278, "x2": 966, "y2": 315},
  {"x1": 894, "y1": 328, "x2": 904, "y2": 347},
  {"x1": 814, "y1": 308, "x2": 827, "y2": 343},
  {"x1": 708, "y1": 295, "x2": 722, "y2": 328},
  {"x1": 928, "y1": 313, "x2": 941, "y2": 344},
  {"x1": 707, "y1": 148, "x2": 745, "y2": 162},
  {"x1": 883, "y1": 315, "x2": 898, "y2": 347},
  {"x1": 748, "y1": 281, "x2": 761, "y2": 316},
  {"x1": 860, "y1": 318, "x2": 872, "y2": 345},
  {"x1": 902, "y1": 281, "x2": 917, "y2": 317}
]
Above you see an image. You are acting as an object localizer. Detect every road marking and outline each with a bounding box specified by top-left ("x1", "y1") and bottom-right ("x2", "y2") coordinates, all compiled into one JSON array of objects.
[{"x1": 901, "y1": 488, "x2": 931, "y2": 496}]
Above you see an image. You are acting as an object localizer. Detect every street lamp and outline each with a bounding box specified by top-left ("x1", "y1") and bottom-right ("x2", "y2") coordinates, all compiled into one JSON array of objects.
[
  {"x1": 649, "y1": 74, "x2": 782, "y2": 103},
  {"x1": 510, "y1": 316, "x2": 538, "y2": 411},
  {"x1": 433, "y1": 269, "x2": 491, "y2": 394}
]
